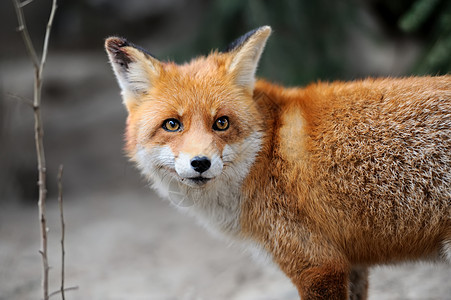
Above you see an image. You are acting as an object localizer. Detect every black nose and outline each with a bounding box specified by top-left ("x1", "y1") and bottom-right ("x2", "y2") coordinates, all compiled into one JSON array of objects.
[{"x1": 190, "y1": 156, "x2": 211, "y2": 173}]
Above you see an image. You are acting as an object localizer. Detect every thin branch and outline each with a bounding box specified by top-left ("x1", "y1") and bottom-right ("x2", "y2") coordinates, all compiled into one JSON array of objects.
[
  {"x1": 57, "y1": 165, "x2": 65, "y2": 300},
  {"x1": 48, "y1": 286, "x2": 79, "y2": 299},
  {"x1": 12, "y1": 1, "x2": 58, "y2": 300},
  {"x1": 39, "y1": 0, "x2": 58, "y2": 77},
  {"x1": 7, "y1": 92, "x2": 33, "y2": 107},
  {"x1": 12, "y1": 0, "x2": 39, "y2": 69},
  {"x1": 19, "y1": 0, "x2": 35, "y2": 8}
]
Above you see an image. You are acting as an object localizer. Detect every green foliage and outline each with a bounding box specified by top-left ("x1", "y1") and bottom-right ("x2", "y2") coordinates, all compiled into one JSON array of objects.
[
  {"x1": 399, "y1": 0, "x2": 451, "y2": 74},
  {"x1": 181, "y1": 0, "x2": 360, "y2": 85},
  {"x1": 399, "y1": 0, "x2": 441, "y2": 32},
  {"x1": 170, "y1": 0, "x2": 450, "y2": 84}
]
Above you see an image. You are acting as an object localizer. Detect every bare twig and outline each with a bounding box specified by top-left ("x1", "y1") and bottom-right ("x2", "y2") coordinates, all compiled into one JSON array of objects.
[
  {"x1": 19, "y1": 0, "x2": 35, "y2": 8},
  {"x1": 7, "y1": 92, "x2": 33, "y2": 107},
  {"x1": 12, "y1": 1, "x2": 58, "y2": 299},
  {"x1": 12, "y1": 0, "x2": 39, "y2": 69},
  {"x1": 57, "y1": 165, "x2": 65, "y2": 300},
  {"x1": 40, "y1": 0, "x2": 58, "y2": 75},
  {"x1": 48, "y1": 286, "x2": 79, "y2": 299}
]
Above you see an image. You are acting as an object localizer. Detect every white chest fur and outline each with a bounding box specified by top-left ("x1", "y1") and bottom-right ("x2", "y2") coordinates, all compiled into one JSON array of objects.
[
  {"x1": 153, "y1": 174, "x2": 243, "y2": 236},
  {"x1": 134, "y1": 131, "x2": 275, "y2": 264},
  {"x1": 134, "y1": 132, "x2": 262, "y2": 237}
]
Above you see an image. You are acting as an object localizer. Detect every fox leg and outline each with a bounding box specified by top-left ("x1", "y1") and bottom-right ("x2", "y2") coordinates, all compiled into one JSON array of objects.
[
  {"x1": 294, "y1": 265, "x2": 349, "y2": 300},
  {"x1": 441, "y1": 231, "x2": 451, "y2": 262},
  {"x1": 349, "y1": 266, "x2": 369, "y2": 300}
]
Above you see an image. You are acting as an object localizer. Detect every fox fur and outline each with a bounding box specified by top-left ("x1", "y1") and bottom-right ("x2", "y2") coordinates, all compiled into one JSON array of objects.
[{"x1": 105, "y1": 26, "x2": 451, "y2": 299}]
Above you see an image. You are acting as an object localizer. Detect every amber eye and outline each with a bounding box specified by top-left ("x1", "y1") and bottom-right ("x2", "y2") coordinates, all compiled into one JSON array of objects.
[
  {"x1": 162, "y1": 118, "x2": 182, "y2": 132},
  {"x1": 213, "y1": 116, "x2": 229, "y2": 131}
]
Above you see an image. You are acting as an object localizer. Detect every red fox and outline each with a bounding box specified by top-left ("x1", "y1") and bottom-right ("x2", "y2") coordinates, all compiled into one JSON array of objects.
[{"x1": 105, "y1": 26, "x2": 451, "y2": 299}]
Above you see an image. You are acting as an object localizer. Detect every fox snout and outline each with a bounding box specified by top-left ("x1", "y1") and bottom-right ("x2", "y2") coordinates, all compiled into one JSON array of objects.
[
  {"x1": 174, "y1": 152, "x2": 224, "y2": 185},
  {"x1": 190, "y1": 156, "x2": 211, "y2": 173}
]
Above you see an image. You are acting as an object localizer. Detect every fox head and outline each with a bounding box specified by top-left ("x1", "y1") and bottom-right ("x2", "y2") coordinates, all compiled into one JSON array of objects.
[{"x1": 105, "y1": 26, "x2": 271, "y2": 194}]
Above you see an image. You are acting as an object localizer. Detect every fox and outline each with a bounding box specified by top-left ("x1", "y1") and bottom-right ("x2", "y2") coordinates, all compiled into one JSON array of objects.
[{"x1": 105, "y1": 26, "x2": 451, "y2": 299}]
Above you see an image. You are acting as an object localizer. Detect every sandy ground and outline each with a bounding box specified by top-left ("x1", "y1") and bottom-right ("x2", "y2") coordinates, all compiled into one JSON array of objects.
[{"x1": 0, "y1": 188, "x2": 450, "y2": 300}]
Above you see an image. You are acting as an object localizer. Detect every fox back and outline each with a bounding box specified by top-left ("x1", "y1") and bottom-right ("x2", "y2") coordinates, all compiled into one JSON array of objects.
[{"x1": 105, "y1": 26, "x2": 451, "y2": 300}]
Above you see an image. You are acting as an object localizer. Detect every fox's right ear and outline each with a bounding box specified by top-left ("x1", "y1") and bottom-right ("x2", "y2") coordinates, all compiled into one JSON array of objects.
[
  {"x1": 224, "y1": 26, "x2": 271, "y2": 92},
  {"x1": 105, "y1": 37, "x2": 161, "y2": 100}
]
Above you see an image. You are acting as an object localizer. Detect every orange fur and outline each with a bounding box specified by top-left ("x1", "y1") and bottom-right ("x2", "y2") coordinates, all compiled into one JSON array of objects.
[
  {"x1": 242, "y1": 77, "x2": 450, "y2": 299},
  {"x1": 105, "y1": 27, "x2": 451, "y2": 299}
]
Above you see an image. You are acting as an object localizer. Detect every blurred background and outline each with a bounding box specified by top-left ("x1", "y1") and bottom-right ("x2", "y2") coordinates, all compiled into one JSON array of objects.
[{"x1": 1, "y1": 0, "x2": 450, "y2": 299}]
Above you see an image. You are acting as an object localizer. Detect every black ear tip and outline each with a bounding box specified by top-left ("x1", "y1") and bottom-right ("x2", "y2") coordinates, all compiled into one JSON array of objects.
[
  {"x1": 105, "y1": 37, "x2": 133, "y2": 68},
  {"x1": 222, "y1": 25, "x2": 272, "y2": 53},
  {"x1": 105, "y1": 37, "x2": 129, "y2": 52}
]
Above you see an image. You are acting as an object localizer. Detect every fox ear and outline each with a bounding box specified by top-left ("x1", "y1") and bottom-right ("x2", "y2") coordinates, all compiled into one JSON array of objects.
[
  {"x1": 105, "y1": 37, "x2": 161, "y2": 98},
  {"x1": 225, "y1": 26, "x2": 271, "y2": 91}
]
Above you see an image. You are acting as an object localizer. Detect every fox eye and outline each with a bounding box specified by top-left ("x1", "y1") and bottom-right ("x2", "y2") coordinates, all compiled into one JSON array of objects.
[
  {"x1": 213, "y1": 116, "x2": 229, "y2": 131},
  {"x1": 162, "y1": 118, "x2": 182, "y2": 132}
]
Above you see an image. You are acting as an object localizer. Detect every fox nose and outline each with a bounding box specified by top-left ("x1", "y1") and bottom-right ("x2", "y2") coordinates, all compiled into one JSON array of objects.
[{"x1": 190, "y1": 156, "x2": 211, "y2": 173}]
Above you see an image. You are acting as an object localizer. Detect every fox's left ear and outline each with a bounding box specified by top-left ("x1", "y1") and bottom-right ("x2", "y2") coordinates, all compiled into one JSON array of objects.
[
  {"x1": 225, "y1": 26, "x2": 272, "y2": 91},
  {"x1": 105, "y1": 37, "x2": 162, "y2": 102}
]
